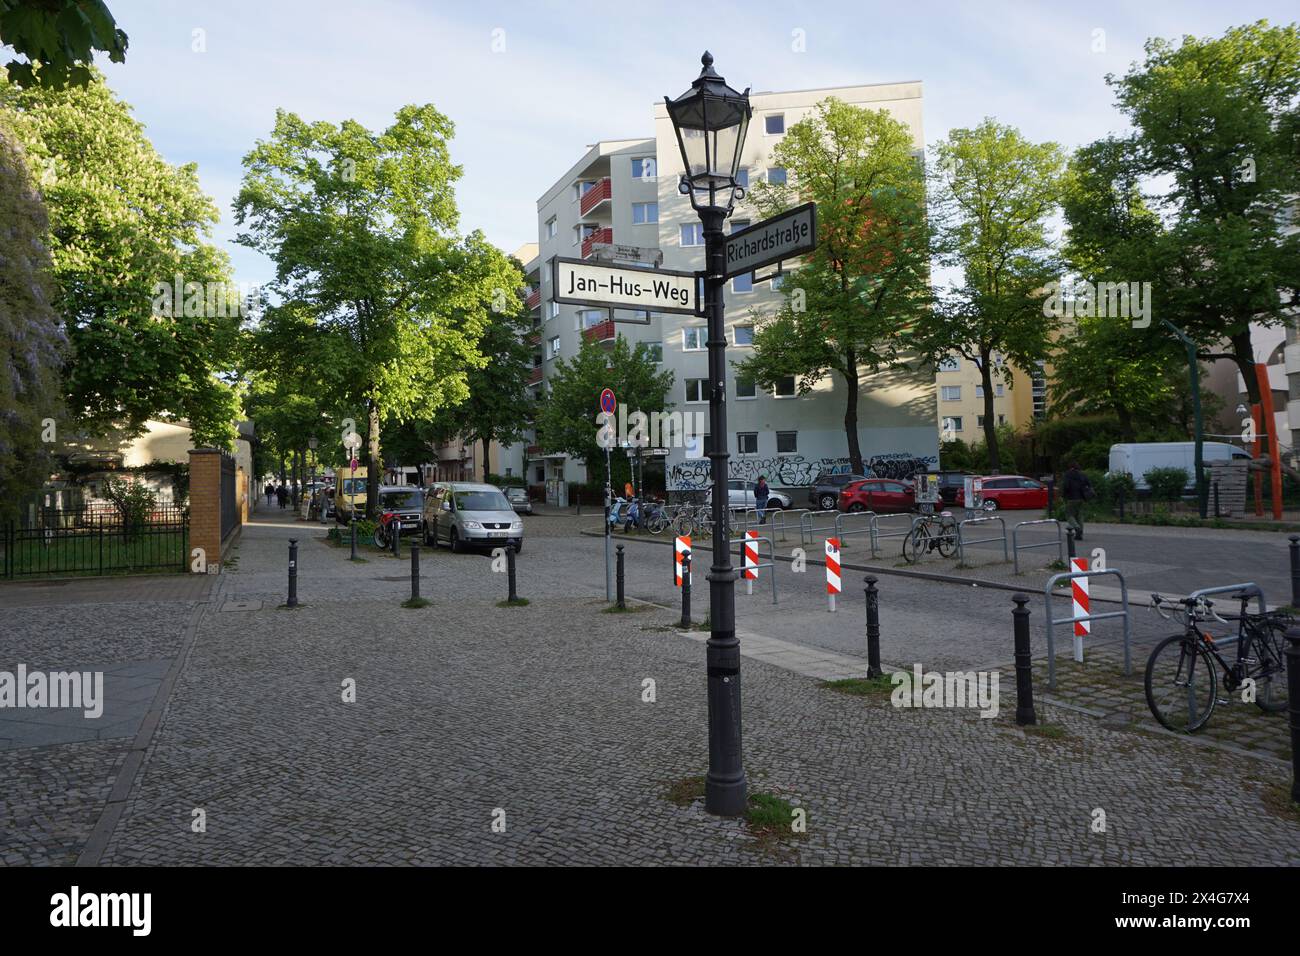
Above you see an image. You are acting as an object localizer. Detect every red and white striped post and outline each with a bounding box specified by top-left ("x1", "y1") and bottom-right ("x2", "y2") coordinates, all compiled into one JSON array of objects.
[
  {"x1": 1071, "y1": 556, "x2": 1090, "y2": 662},
  {"x1": 826, "y1": 537, "x2": 841, "y2": 612},
  {"x1": 675, "y1": 535, "x2": 691, "y2": 587},
  {"x1": 743, "y1": 530, "x2": 758, "y2": 596}
]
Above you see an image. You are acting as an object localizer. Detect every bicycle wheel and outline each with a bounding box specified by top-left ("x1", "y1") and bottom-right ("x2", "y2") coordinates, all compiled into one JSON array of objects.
[
  {"x1": 647, "y1": 512, "x2": 668, "y2": 535},
  {"x1": 1145, "y1": 634, "x2": 1217, "y2": 733},
  {"x1": 671, "y1": 513, "x2": 693, "y2": 538},
  {"x1": 902, "y1": 524, "x2": 928, "y2": 564},
  {"x1": 1252, "y1": 621, "x2": 1290, "y2": 713},
  {"x1": 936, "y1": 520, "x2": 958, "y2": 558}
]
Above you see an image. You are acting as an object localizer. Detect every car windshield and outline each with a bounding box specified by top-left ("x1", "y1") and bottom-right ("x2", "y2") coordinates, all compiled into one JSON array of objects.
[
  {"x1": 380, "y1": 490, "x2": 423, "y2": 510},
  {"x1": 455, "y1": 491, "x2": 511, "y2": 512},
  {"x1": 507, "y1": 488, "x2": 526, "y2": 499}
]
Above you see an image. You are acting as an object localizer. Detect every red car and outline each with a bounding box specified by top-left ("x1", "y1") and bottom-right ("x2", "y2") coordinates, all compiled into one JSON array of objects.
[
  {"x1": 955, "y1": 475, "x2": 1048, "y2": 511},
  {"x1": 839, "y1": 478, "x2": 916, "y2": 513}
]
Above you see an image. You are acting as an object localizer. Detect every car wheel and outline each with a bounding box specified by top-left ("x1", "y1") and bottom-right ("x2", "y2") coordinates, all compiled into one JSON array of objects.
[
  {"x1": 510, "y1": 539, "x2": 523, "y2": 554},
  {"x1": 982, "y1": 499, "x2": 999, "y2": 512},
  {"x1": 449, "y1": 528, "x2": 462, "y2": 554},
  {"x1": 818, "y1": 494, "x2": 837, "y2": 511},
  {"x1": 848, "y1": 503, "x2": 866, "y2": 513}
]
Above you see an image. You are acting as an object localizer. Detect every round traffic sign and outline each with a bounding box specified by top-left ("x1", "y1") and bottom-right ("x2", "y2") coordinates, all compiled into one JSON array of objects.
[
  {"x1": 600, "y1": 388, "x2": 616, "y2": 416},
  {"x1": 350, "y1": 458, "x2": 358, "y2": 473}
]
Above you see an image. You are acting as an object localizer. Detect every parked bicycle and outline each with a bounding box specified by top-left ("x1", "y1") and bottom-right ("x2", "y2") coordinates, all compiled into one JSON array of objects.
[
  {"x1": 1145, "y1": 593, "x2": 1291, "y2": 732},
  {"x1": 902, "y1": 510, "x2": 957, "y2": 564}
]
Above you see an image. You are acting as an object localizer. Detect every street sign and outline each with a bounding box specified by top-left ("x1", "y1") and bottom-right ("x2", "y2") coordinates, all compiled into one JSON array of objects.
[
  {"x1": 350, "y1": 458, "x2": 358, "y2": 473},
  {"x1": 649, "y1": 448, "x2": 669, "y2": 456},
  {"x1": 553, "y1": 257, "x2": 698, "y2": 315},
  {"x1": 724, "y1": 202, "x2": 817, "y2": 279},
  {"x1": 600, "y1": 388, "x2": 616, "y2": 416},
  {"x1": 587, "y1": 242, "x2": 664, "y2": 267}
]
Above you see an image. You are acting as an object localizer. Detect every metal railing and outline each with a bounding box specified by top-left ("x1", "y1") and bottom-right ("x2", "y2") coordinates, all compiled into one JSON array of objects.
[
  {"x1": 1043, "y1": 568, "x2": 1132, "y2": 689},
  {"x1": 956, "y1": 515, "x2": 1009, "y2": 564},
  {"x1": 735, "y1": 533, "x2": 778, "y2": 604},
  {"x1": 800, "y1": 510, "x2": 840, "y2": 547},
  {"x1": 870, "y1": 513, "x2": 919, "y2": 557},
  {"x1": 3, "y1": 513, "x2": 190, "y2": 579},
  {"x1": 767, "y1": 507, "x2": 809, "y2": 544},
  {"x1": 1012, "y1": 518, "x2": 1065, "y2": 574},
  {"x1": 833, "y1": 511, "x2": 875, "y2": 552}
]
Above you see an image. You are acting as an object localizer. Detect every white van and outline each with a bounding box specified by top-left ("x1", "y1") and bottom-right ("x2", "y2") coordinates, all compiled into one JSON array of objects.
[{"x1": 1108, "y1": 442, "x2": 1251, "y2": 491}]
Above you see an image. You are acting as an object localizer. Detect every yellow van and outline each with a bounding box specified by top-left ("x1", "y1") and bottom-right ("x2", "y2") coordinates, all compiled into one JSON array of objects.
[{"x1": 334, "y1": 467, "x2": 368, "y2": 522}]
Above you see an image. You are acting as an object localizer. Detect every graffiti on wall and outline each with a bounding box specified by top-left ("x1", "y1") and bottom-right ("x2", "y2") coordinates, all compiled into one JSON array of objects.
[{"x1": 667, "y1": 452, "x2": 937, "y2": 490}]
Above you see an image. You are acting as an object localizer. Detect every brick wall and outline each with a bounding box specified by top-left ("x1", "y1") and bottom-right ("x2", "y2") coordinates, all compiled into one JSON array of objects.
[{"x1": 189, "y1": 449, "x2": 225, "y2": 573}]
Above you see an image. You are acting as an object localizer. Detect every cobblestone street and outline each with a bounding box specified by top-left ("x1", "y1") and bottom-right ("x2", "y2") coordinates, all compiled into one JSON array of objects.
[{"x1": 3, "y1": 512, "x2": 1298, "y2": 866}]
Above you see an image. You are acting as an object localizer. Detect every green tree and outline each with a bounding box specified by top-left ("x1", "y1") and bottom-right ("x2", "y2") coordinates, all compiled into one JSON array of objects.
[
  {"x1": 0, "y1": 0, "x2": 126, "y2": 89},
  {"x1": 0, "y1": 116, "x2": 65, "y2": 519},
  {"x1": 1104, "y1": 21, "x2": 1300, "y2": 405},
  {"x1": 1, "y1": 71, "x2": 240, "y2": 444},
  {"x1": 737, "y1": 98, "x2": 933, "y2": 475},
  {"x1": 534, "y1": 336, "x2": 674, "y2": 487},
  {"x1": 915, "y1": 119, "x2": 1067, "y2": 471},
  {"x1": 235, "y1": 105, "x2": 520, "y2": 515}
]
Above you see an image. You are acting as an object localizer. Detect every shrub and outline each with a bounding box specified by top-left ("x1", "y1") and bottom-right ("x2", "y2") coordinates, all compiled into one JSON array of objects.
[
  {"x1": 486, "y1": 473, "x2": 526, "y2": 487},
  {"x1": 1101, "y1": 471, "x2": 1136, "y2": 504},
  {"x1": 100, "y1": 475, "x2": 157, "y2": 540},
  {"x1": 1145, "y1": 466, "x2": 1189, "y2": 502}
]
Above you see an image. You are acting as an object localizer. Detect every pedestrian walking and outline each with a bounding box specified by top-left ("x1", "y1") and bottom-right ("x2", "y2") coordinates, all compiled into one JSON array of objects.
[
  {"x1": 1062, "y1": 461, "x2": 1094, "y2": 541},
  {"x1": 754, "y1": 475, "x2": 770, "y2": 525},
  {"x1": 276, "y1": 484, "x2": 289, "y2": 510},
  {"x1": 264, "y1": 482, "x2": 274, "y2": 506}
]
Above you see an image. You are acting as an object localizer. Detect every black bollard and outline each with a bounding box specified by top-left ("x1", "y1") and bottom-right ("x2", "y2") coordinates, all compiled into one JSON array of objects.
[
  {"x1": 410, "y1": 543, "x2": 420, "y2": 602},
  {"x1": 864, "y1": 575, "x2": 882, "y2": 678},
  {"x1": 1045, "y1": 477, "x2": 1055, "y2": 516},
  {"x1": 506, "y1": 544, "x2": 519, "y2": 602},
  {"x1": 616, "y1": 544, "x2": 626, "y2": 609},
  {"x1": 1013, "y1": 593, "x2": 1036, "y2": 726},
  {"x1": 349, "y1": 517, "x2": 357, "y2": 560},
  {"x1": 287, "y1": 538, "x2": 299, "y2": 608},
  {"x1": 1290, "y1": 536, "x2": 1300, "y2": 608},
  {"x1": 1287, "y1": 628, "x2": 1300, "y2": 803},
  {"x1": 680, "y1": 551, "x2": 692, "y2": 628}
]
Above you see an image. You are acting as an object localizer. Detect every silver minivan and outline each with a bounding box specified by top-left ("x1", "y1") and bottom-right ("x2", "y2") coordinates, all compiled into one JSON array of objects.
[{"x1": 422, "y1": 482, "x2": 524, "y2": 553}]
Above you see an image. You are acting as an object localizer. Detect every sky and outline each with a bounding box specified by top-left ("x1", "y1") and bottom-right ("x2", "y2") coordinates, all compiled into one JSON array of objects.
[{"x1": 65, "y1": 0, "x2": 1300, "y2": 289}]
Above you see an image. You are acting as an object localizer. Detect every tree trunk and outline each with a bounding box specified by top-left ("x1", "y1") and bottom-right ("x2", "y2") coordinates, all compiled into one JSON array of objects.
[
  {"x1": 980, "y1": 350, "x2": 1000, "y2": 472},
  {"x1": 482, "y1": 436, "x2": 491, "y2": 482},
  {"x1": 843, "y1": 349, "x2": 864, "y2": 474},
  {"x1": 1109, "y1": 368, "x2": 1136, "y2": 442},
  {"x1": 366, "y1": 401, "x2": 381, "y2": 519},
  {"x1": 1230, "y1": 328, "x2": 1261, "y2": 407}
]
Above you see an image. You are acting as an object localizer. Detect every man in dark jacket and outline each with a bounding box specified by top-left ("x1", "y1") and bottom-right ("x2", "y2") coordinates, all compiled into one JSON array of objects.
[
  {"x1": 754, "y1": 475, "x2": 770, "y2": 525},
  {"x1": 1062, "y1": 462, "x2": 1092, "y2": 541}
]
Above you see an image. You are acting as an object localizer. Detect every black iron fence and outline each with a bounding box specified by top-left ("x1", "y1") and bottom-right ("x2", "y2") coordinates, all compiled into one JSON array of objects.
[
  {"x1": 220, "y1": 452, "x2": 237, "y2": 543},
  {"x1": 2, "y1": 508, "x2": 189, "y2": 579}
]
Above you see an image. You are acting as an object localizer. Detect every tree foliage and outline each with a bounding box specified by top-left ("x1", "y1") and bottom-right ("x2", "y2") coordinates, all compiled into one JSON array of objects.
[
  {"x1": 0, "y1": 0, "x2": 127, "y2": 89},
  {"x1": 738, "y1": 98, "x2": 933, "y2": 474}
]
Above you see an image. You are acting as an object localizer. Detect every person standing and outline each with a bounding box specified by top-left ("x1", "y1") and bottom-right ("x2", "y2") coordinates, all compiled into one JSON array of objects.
[
  {"x1": 1062, "y1": 461, "x2": 1093, "y2": 541},
  {"x1": 754, "y1": 475, "x2": 770, "y2": 525},
  {"x1": 264, "y1": 481, "x2": 274, "y2": 506},
  {"x1": 276, "y1": 484, "x2": 288, "y2": 510}
]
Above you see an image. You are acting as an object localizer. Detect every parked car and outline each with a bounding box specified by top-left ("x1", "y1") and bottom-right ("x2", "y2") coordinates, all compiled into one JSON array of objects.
[
  {"x1": 334, "y1": 468, "x2": 368, "y2": 523},
  {"x1": 422, "y1": 482, "x2": 524, "y2": 553},
  {"x1": 809, "y1": 472, "x2": 869, "y2": 511},
  {"x1": 505, "y1": 486, "x2": 532, "y2": 515},
  {"x1": 931, "y1": 470, "x2": 973, "y2": 505},
  {"x1": 955, "y1": 475, "x2": 1048, "y2": 511},
  {"x1": 707, "y1": 478, "x2": 793, "y2": 512},
  {"x1": 374, "y1": 486, "x2": 424, "y2": 537},
  {"x1": 1108, "y1": 442, "x2": 1250, "y2": 493},
  {"x1": 839, "y1": 478, "x2": 915, "y2": 513}
]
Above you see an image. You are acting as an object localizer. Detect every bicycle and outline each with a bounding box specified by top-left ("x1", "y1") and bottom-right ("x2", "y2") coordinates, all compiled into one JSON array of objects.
[
  {"x1": 1145, "y1": 593, "x2": 1291, "y2": 733},
  {"x1": 902, "y1": 510, "x2": 957, "y2": 564}
]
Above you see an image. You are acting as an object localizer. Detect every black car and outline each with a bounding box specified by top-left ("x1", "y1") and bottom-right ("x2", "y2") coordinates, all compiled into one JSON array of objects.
[
  {"x1": 931, "y1": 470, "x2": 973, "y2": 505},
  {"x1": 808, "y1": 472, "x2": 869, "y2": 512}
]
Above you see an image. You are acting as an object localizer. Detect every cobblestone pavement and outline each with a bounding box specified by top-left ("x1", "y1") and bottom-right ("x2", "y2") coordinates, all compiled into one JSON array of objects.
[{"x1": 6, "y1": 512, "x2": 1300, "y2": 865}]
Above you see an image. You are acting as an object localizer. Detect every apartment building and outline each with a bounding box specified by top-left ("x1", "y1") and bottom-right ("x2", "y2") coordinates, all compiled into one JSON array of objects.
[
  {"x1": 935, "y1": 355, "x2": 1046, "y2": 440},
  {"x1": 504, "y1": 81, "x2": 938, "y2": 497}
]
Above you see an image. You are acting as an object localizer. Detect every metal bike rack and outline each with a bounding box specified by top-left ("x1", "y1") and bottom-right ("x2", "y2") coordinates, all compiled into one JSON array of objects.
[
  {"x1": 1012, "y1": 518, "x2": 1065, "y2": 574},
  {"x1": 1182, "y1": 582, "x2": 1267, "y2": 650},
  {"x1": 799, "y1": 510, "x2": 840, "y2": 548},
  {"x1": 1043, "y1": 568, "x2": 1132, "y2": 689},
  {"x1": 770, "y1": 507, "x2": 810, "y2": 544},
  {"x1": 956, "y1": 515, "x2": 1009, "y2": 564},
  {"x1": 734, "y1": 533, "x2": 778, "y2": 604},
  {"x1": 901, "y1": 513, "x2": 956, "y2": 562},
  {"x1": 833, "y1": 511, "x2": 875, "y2": 553},
  {"x1": 870, "y1": 513, "x2": 918, "y2": 557}
]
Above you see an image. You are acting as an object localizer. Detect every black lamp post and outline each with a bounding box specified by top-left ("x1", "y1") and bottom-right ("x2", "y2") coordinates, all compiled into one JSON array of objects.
[{"x1": 665, "y1": 52, "x2": 751, "y2": 817}]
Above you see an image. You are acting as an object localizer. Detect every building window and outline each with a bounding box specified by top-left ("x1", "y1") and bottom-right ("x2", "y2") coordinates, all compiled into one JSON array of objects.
[
  {"x1": 702, "y1": 434, "x2": 714, "y2": 456},
  {"x1": 975, "y1": 385, "x2": 983, "y2": 399},
  {"x1": 576, "y1": 223, "x2": 598, "y2": 245},
  {"x1": 941, "y1": 385, "x2": 962, "y2": 401},
  {"x1": 734, "y1": 324, "x2": 755, "y2": 347},
  {"x1": 535, "y1": 466, "x2": 544, "y2": 482},
  {"x1": 771, "y1": 273, "x2": 786, "y2": 290},
  {"x1": 632, "y1": 157, "x2": 656, "y2": 179},
  {"x1": 997, "y1": 413, "x2": 1006, "y2": 425},
  {"x1": 735, "y1": 375, "x2": 757, "y2": 399},
  {"x1": 578, "y1": 309, "x2": 604, "y2": 331},
  {"x1": 774, "y1": 375, "x2": 796, "y2": 398},
  {"x1": 767, "y1": 167, "x2": 787, "y2": 185},
  {"x1": 996, "y1": 384, "x2": 1005, "y2": 397},
  {"x1": 644, "y1": 341, "x2": 663, "y2": 363},
  {"x1": 683, "y1": 326, "x2": 706, "y2": 351},
  {"x1": 681, "y1": 223, "x2": 704, "y2": 247},
  {"x1": 574, "y1": 180, "x2": 596, "y2": 201},
  {"x1": 776, "y1": 431, "x2": 798, "y2": 454},
  {"x1": 548, "y1": 301, "x2": 559, "y2": 319},
  {"x1": 730, "y1": 219, "x2": 750, "y2": 233},
  {"x1": 685, "y1": 378, "x2": 708, "y2": 403},
  {"x1": 977, "y1": 415, "x2": 985, "y2": 428},
  {"x1": 632, "y1": 202, "x2": 658, "y2": 224},
  {"x1": 765, "y1": 114, "x2": 785, "y2": 135},
  {"x1": 548, "y1": 336, "x2": 561, "y2": 357},
  {"x1": 736, "y1": 168, "x2": 749, "y2": 188},
  {"x1": 733, "y1": 272, "x2": 753, "y2": 293},
  {"x1": 545, "y1": 217, "x2": 557, "y2": 240},
  {"x1": 737, "y1": 432, "x2": 759, "y2": 456},
  {"x1": 944, "y1": 416, "x2": 964, "y2": 432},
  {"x1": 938, "y1": 355, "x2": 960, "y2": 372},
  {"x1": 1032, "y1": 361, "x2": 1048, "y2": 419}
]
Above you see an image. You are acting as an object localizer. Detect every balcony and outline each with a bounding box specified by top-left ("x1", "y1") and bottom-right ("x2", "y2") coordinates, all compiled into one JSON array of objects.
[
  {"x1": 525, "y1": 287, "x2": 541, "y2": 311},
  {"x1": 526, "y1": 444, "x2": 543, "y2": 457},
  {"x1": 528, "y1": 366, "x2": 543, "y2": 385},
  {"x1": 525, "y1": 328, "x2": 540, "y2": 345},
  {"x1": 581, "y1": 227, "x2": 613, "y2": 260},
  {"x1": 579, "y1": 177, "x2": 612, "y2": 217},
  {"x1": 582, "y1": 319, "x2": 616, "y2": 344}
]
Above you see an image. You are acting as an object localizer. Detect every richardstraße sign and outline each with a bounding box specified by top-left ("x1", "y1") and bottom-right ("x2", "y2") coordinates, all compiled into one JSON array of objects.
[
  {"x1": 552, "y1": 257, "x2": 698, "y2": 315},
  {"x1": 724, "y1": 201, "x2": 817, "y2": 278}
]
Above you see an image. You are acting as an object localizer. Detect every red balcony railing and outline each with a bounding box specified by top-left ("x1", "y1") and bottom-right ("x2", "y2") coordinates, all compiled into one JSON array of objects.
[
  {"x1": 526, "y1": 444, "x2": 542, "y2": 457},
  {"x1": 528, "y1": 366, "x2": 543, "y2": 385},
  {"x1": 579, "y1": 177, "x2": 612, "y2": 217},
  {"x1": 525, "y1": 287, "x2": 541, "y2": 311},
  {"x1": 581, "y1": 227, "x2": 613, "y2": 259},
  {"x1": 581, "y1": 319, "x2": 616, "y2": 343}
]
